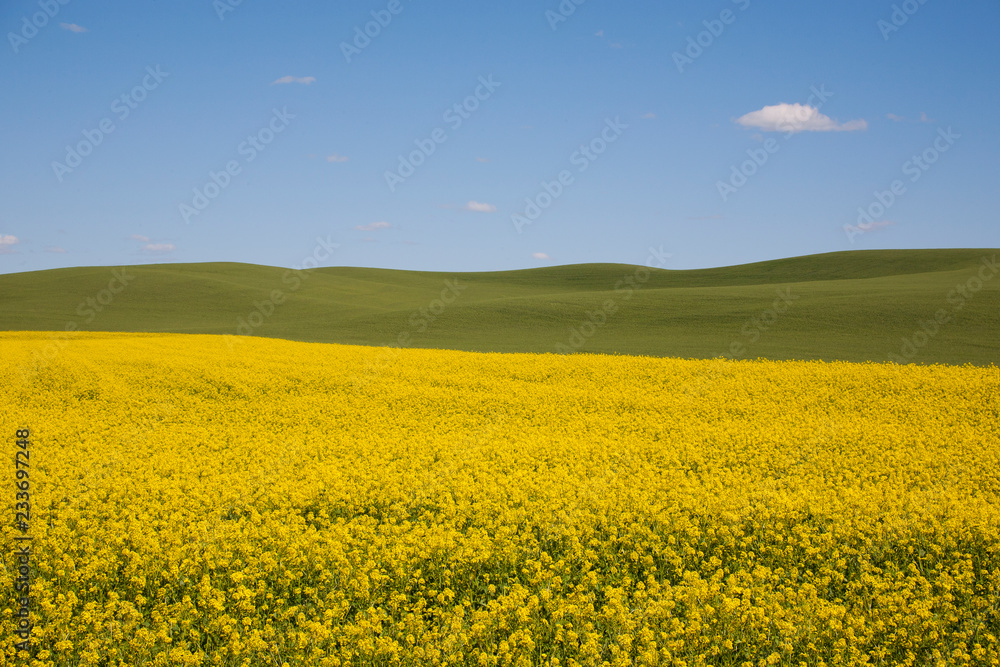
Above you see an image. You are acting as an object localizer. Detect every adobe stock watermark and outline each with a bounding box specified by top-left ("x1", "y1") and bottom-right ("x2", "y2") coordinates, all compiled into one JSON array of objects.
[
  {"x1": 403, "y1": 279, "x2": 466, "y2": 340},
  {"x1": 213, "y1": 0, "x2": 246, "y2": 21},
  {"x1": 178, "y1": 107, "x2": 295, "y2": 224},
  {"x1": 878, "y1": 0, "x2": 931, "y2": 41},
  {"x1": 224, "y1": 235, "x2": 339, "y2": 348},
  {"x1": 727, "y1": 287, "x2": 799, "y2": 358},
  {"x1": 512, "y1": 117, "x2": 628, "y2": 234},
  {"x1": 673, "y1": 0, "x2": 752, "y2": 73},
  {"x1": 717, "y1": 85, "x2": 833, "y2": 202},
  {"x1": 351, "y1": 278, "x2": 468, "y2": 387},
  {"x1": 7, "y1": 0, "x2": 72, "y2": 54},
  {"x1": 19, "y1": 268, "x2": 136, "y2": 383},
  {"x1": 51, "y1": 66, "x2": 169, "y2": 183},
  {"x1": 340, "y1": 0, "x2": 412, "y2": 63},
  {"x1": 384, "y1": 76, "x2": 501, "y2": 192},
  {"x1": 554, "y1": 246, "x2": 671, "y2": 354},
  {"x1": 888, "y1": 255, "x2": 996, "y2": 363},
  {"x1": 844, "y1": 126, "x2": 958, "y2": 243},
  {"x1": 681, "y1": 286, "x2": 799, "y2": 399},
  {"x1": 545, "y1": 0, "x2": 588, "y2": 30}
]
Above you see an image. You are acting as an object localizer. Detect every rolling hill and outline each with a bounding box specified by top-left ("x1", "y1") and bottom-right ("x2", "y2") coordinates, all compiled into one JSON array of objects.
[{"x1": 1, "y1": 249, "x2": 997, "y2": 365}]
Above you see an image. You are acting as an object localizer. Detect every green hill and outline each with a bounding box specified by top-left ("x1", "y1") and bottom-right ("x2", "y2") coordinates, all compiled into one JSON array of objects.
[{"x1": 1, "y1": 249, "x2": 997, "y2": 365}]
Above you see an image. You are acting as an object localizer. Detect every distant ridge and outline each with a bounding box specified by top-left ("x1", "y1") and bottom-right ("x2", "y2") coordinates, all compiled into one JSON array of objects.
[{"x1": 1, "y1": 249, "x2": 997, "y2": 365}]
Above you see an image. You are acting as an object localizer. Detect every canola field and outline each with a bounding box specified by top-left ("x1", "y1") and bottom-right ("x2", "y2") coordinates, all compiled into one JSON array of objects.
[{"x1": 1, "y1": 332, "x2": 999, "y2": 667}]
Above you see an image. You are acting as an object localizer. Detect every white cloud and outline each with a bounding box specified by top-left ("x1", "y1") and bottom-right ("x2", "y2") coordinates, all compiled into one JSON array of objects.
[
  {"x1": 271, "y1": 76, "x2": 316, "y2": 85},
  {"x1": 595, "y1": 30, "x2": 604, "y2": 37},
  {"x1": 45, "y1": 246, "x2": 67, "y2": 253},
  {"x1": 735, "y1": 103, "x2": 867, "y2": 133},
  {"x1": 60, "y1": 23, "x2": 87, "y2": 33},
  {"x1": 0, "y1": 234, "x2": 19, "y2": 253},
  {"x1": 641, "y1": 112, "x2": 656, "y2": 120},
  {"x1": 326, "y1": 154, "x2": 349, "y2": 163},
  {"x1": 857, "y1": 220, "x2": 894, "y2": 232},
  {"x1": 532, "y1": 252, "x2": 550, "y2": 260},
  {"x1": 464, "y1": 201, "x2": 497, "y2": 213},
  {"x1": 475, "y1": 157, "x2": 490, "y2": 163},
  {"x1": 355, "y1": 221, "x2": 391, "y2": 231},
  {"x1": 887, "y1": 112, "x2": 934, "y2": 124},
  {"x1": 130, "y1": 235, "x2": 173, "y2": 252}
]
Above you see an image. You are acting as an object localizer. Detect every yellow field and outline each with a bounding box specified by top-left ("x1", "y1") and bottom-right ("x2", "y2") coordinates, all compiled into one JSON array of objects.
[{"x1": 1, "y1": 332, "x2": 998, "y2": 667}]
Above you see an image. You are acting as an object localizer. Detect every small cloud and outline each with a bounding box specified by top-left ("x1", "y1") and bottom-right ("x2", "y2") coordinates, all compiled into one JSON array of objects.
[
  {"x1": 326, "y1": 154, "x2": 349, "y2": 163},
  {"x1": 595, "y1": 30, "x2": 604, "y2": 37},
  {"x1": 735, "y1": 103, "x2": 867, "y2": 133},
  {"x1": 45, "y1": 246, "x2": 67, "y2": 253},
  {"x1": 857, "y1": 220, "x2": 895, "y2": 232},
  {"x1": 355, "y1": 221, "x2": 391, "y2": 231},
  {"x1": 463, "y1": 201, "x2": 497, "y2": 213},
  {"x1": 887, "y1": 112, "x2": 934, "y2": 124},
  {"x1": 532, "y1": 252, "x2": 550, "y2": 260},
  {"x1": 685, "y1": 215, "x2": 724, "y2": 221},
  {"x1": 131, "y1": 235, "x2": 173, "y2": 253},
  {"x1": 641, "y1": 113, "x2": 656, "y2": 120},
  {"x1": 0, "y1": 234, "x2": 19, "y2": 253},
  {"x1": 360, "y1": 237, "x2": 377, "y2": 243},
  {"x1": 271, "y1": 76, "x2": 316, "y2": 85},
  {"x1": 60, "y1": 23, "x2": 87, "y2": 33},
  {"x1": 609, "y1": 42, "x2": 622, "y2": 49},
  {"x1": 475, "y1": 157, "x2": 490, "y2": 163}
]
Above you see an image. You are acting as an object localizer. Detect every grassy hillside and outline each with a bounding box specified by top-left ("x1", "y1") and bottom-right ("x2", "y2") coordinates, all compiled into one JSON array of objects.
[{"x1": 1, "y1": 249, "x2": 997, "y2": 365}]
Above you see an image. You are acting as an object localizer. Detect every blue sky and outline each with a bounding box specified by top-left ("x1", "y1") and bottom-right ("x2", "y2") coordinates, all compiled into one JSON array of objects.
[{"x1": 1, "y1": 0, "x2": 997, "y2": 274}]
